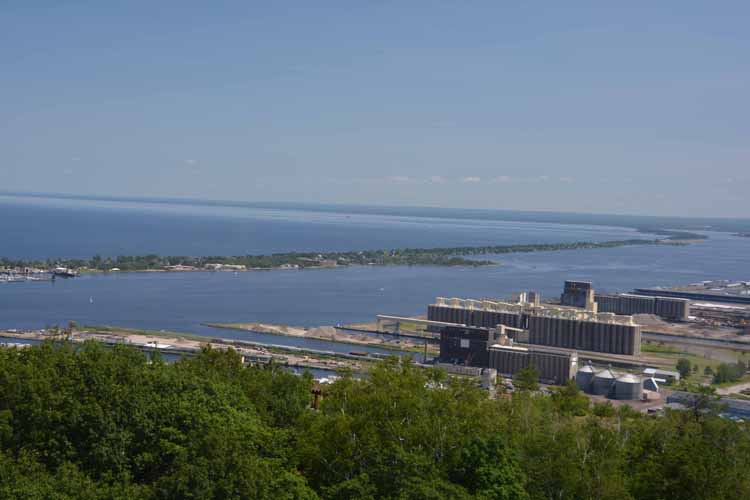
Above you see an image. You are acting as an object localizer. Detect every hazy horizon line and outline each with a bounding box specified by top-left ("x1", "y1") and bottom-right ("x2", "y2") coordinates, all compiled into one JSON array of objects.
[{"x1": 2, "y1": 189, "x2": 749, "y2": 227}]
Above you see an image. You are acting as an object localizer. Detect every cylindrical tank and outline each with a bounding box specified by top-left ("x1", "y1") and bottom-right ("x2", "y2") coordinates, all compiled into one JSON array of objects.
[
  {"x1": 576, "y1": 362, "x2": 596, "y2": 393},
  {"x1": 592, "y1": 367, "x2": 618, "y2": 396},
  {"x1": 614, "y1": 373, "x2": 643, "y2": 400}
]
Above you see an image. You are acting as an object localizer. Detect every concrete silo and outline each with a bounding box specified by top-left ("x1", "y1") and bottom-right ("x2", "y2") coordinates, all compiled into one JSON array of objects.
[
  {"x1": 592, "y1": 367, "x2": 618, "y2": 396},
  {"x1": 614, "y1": 373, "x2": 643, "y2": 400},
  {"x1": 576, "y1": 361, "x2": 596, "y2": 393}
]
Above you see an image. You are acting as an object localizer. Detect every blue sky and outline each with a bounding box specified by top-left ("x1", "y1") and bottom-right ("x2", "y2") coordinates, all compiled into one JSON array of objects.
[{"x1": 2, "y1": 2, "x2": 748, "y2": 216}]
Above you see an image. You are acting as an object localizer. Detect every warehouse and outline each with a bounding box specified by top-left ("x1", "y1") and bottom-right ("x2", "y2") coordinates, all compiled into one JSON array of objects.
[
  {"x1": 428, "y1": 297, "x2": 641, "y2": 356},
  {"x1": 439, "y1": 325, "x2": 503, "y2": 367},
  {"x1": 427, "y1": 302, "x2": 524, "y2": 329},
  {"x1": 488, "y1": 344, "x2": 577, "y2": 385},
  {"x1": 437, "y1": 324, "x2": 578, "y2": 385},
  {"x1": 527, "y1": 313, "x2": 641, "y2": 355},
  {"x1": 560, "y1": 280, "x2": 596, "y2": 310},
  {"x1": 595, "y1": 293, "x2": 690, "y2": 321}
]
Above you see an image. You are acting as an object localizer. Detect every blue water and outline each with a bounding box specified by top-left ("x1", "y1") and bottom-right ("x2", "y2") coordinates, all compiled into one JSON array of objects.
[
  {"x1": 0, "y1": 195, "x2": 641, "y2": 259},
  {"x1": 0, "y1": 336, "x2": 42, "y2": 346},
  {"x1": 2, "y1": 196, "x2": 750, "y2": 349}
]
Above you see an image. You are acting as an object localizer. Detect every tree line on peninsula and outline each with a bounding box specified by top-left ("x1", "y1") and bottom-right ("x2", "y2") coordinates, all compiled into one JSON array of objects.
[{"x1": 0, "y1": 238, "x2": 670, "y2": 272}]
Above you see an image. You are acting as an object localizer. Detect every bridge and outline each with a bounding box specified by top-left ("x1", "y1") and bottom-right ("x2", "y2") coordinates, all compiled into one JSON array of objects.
[
  {"x1": 375, "y1": 314, "x2": 526, "y2": 334},
  {"x1": 375, "y1": 315, "x2": 465, "y2": 332}
]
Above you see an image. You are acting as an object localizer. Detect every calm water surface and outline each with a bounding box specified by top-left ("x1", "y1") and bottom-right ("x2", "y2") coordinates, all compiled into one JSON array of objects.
[
  {"x1": 0, "y1": 195, "x2": 641, "y2": 259},
  {"x1": 1, "y1": 197, "x2": 749, "y2": 346}
]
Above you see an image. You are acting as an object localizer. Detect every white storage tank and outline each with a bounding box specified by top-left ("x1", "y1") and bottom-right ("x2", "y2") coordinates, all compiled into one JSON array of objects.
[
  {"x1": 592, "y1": 367, "x2": 618, "y2": 396},
  {"x1": 614, "y1": 373, "x2": 643, "y2": 400},
  {"x1": 576, "y1": 361, "x2": 596, "y2": 393}
]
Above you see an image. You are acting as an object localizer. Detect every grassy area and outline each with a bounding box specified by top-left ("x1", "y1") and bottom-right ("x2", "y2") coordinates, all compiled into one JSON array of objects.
[
  {"x1": 641, "y1": 343, "x2": 708, "y2": 373},
  {"x1": 641, "y1": 343, "x2": 689, "y2": 355},
  {"x1": 712, "y1": 374, "x2": 750, "y2": 389},
  {"x1": 395, "y1": 321, "x2": 430, "y2": 333},
  {"x1": 81, "y1": 324, "x2": 211, "y2": 342},
  {"x1": 642, "y1": 341, "x2": 750, "y2": 386}
]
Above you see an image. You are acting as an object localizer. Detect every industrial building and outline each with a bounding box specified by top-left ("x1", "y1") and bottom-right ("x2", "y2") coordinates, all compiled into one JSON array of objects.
[
  {"x1": 575, "y1": 362, "x2": 645, "y2": 400},
  {"x1": 511, "y1": 291, "x2": 541, "y2": 307},
  {"x1": 595, "y1": 293, "x2": 690, "y2": 321},
  {"x1": 427, "y1": 299, "x2": 524, "y2": 330},
  {"x1": 634, "y1": 287, "x2": 750, "y2": 306},
  {"x1": 558, "y1": 281, "x2": 691, "y2": 322},
  {"x1": 560, "y1": 281, "x2": 597, "y2": 311},
  {"x1": 438, "y1": 325, "x2": 577, "y2": 385},
  {"x1": 428, "y1": 297, "x2": 641, "y2": 355},
  {"x1": 527, "y1": 313, "x2": 640, "y2": 355},
  {"x1": 488, "y1": 344, "x2": 577, "y2": 385},
  {"x1": 439, "y1": 325, "x2": 502, "y2": 367},
  {"x1": 642, "y1": 367, "x2": 680, "y2": 384}
]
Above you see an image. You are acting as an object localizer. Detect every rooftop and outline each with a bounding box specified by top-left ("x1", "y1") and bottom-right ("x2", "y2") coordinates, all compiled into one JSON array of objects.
[{"x1": 433, "y1": 297, "x2": 637, "y2": 325}]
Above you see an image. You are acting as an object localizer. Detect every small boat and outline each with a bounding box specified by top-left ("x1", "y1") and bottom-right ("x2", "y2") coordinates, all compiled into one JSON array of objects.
[
  {"x1": 0, "y1": 274, "x2": 24, "y2": 283},
  {"x1": 52, "y1": 267, "x2": 78, "y2": 278}
]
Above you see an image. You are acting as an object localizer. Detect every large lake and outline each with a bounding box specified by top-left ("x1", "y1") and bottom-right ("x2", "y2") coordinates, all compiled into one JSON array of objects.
[{"x1": 1, "y1": 195, "x2": 749, "y2": 344}]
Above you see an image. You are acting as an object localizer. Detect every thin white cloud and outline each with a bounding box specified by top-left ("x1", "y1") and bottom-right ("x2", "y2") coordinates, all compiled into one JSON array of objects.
[
  {"x1": 385, "y1": 176, "x2": 411, "y2": 184},
  {"x1": 331, "y1": 174, "x2": 573, "y2": 187}
]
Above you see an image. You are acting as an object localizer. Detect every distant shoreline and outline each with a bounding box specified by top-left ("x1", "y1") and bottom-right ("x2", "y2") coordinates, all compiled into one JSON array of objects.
[
  {"x1": 1, "y1": 237, "x2": 698, "y2": 275},
  {"x1": 1, "y1": 190, "x2": 747, "y2": 234}
]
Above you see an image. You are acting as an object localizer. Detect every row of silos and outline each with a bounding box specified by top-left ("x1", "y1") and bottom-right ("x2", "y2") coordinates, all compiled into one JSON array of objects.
[
  {"x1": 428, "y1": 301, "x2": 642, "y2": 356},
  {"x1": 576, "y1": 362, "x2": 643, "y2": 400},
  {"x1": 653, "y1": 297, "x2": 690, "y2": 322},
  {"x1": 427, "y1": 304, "x2": 525, "y2": 329},
  {"x1": 594, "y1": 294, "x2": 690, "y2": 322},
  {"x1": 527, "y1": 315, "x2": 641, "y2": 355},
  {"x1": 595, "y1": 294, "x2": 655, "y2": 316}
]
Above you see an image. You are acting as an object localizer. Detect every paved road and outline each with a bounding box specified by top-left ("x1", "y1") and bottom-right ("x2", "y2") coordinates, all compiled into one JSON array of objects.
[{"x1": 716, "y1": 381, "x2": 750, "y2": 396}]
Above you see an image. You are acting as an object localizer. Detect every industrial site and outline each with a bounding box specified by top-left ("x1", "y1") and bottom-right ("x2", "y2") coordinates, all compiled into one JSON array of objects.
[
  {"x1": 377, "y1": 279, "x2": 750, "y2": 417},
  {"x1": 4, "y1": 276, "x2": 750, "y2": 417}
]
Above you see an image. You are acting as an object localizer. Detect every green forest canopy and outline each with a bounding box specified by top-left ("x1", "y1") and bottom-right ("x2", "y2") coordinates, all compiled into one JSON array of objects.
[{"x1": 0, "y1": 342, "x2": 748, "y2": 499}]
